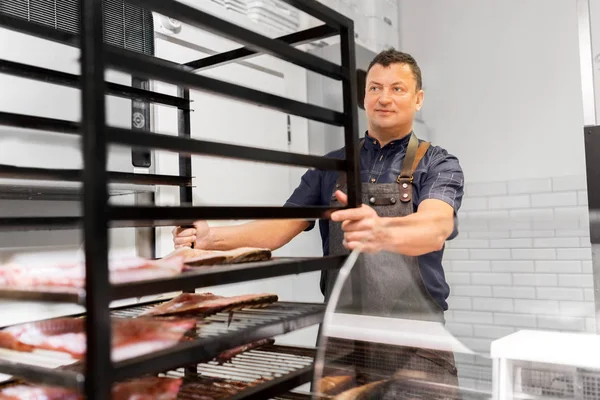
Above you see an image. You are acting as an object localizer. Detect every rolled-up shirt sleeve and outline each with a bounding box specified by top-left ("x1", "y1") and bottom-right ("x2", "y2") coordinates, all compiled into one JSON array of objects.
[
  {"x1": 284, "y1": 168, "x2": 323, "y2": 231},
  {"x1": 420, "y1": 148, "x2": 465, "y2": 239}
]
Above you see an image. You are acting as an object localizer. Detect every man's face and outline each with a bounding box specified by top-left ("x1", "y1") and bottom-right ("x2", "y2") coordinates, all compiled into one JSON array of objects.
[{"x1": 364, "y1": 63, "x2": 424, "y2": 134}]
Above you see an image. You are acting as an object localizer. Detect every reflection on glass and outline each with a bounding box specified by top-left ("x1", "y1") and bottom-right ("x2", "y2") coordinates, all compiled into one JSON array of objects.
[{"x1": 313, "y1": 247, "x2": 486, "y2": 400}]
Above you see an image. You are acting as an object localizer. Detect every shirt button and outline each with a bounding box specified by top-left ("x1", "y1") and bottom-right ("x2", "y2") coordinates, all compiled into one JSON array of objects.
[{"x1": 370, "y1": 178, "x2": 376, "y2": 183}]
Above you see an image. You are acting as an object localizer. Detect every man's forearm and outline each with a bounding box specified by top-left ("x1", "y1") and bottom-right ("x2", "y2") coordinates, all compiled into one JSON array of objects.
[
  {"x1": 380, "y1": 213, "x2": 453, "y2": 256},
  {"x1": 206, "y1": 220, "x2": 309, "y2": 251}
]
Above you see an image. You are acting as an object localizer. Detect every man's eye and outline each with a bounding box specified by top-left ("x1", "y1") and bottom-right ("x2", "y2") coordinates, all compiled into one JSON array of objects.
[
  {"x1": 369, "y1": 86, "x2": 379, "y2": 91},
  {"x1": 394, "y1": 87, "x2": 403, "y2": 92}
]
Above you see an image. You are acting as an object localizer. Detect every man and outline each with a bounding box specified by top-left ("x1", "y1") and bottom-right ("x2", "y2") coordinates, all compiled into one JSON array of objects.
[{"x1": 173, "y1": 49, "x2": 464, "y2": 397}]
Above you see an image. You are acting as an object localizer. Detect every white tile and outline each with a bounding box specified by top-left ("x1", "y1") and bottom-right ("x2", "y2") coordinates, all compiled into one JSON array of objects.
[
  {"x1": 450, "y1": 260, "x2": 491, "y2": 272},
  {"x1": 580, "y1": 237, "x2": 591, "y2": 247},
  {"x1": 536, "y1": 287, "x2": 584, "y2": 301},
  {"x1": 552, "y1": 175, "x2": 587, "y2": 191},
  {"x1": 469, "y1": 231, "x2": 510, "y2": 239},
  {"x1": 508, "y1": 178, "x2": 552, "y2": 194},
  {"x1": 473, "y1": 324, "x2": 516, "y2": 339},
  {"x1": 535, "y1": 260, "x2": 582, "y2": 273},
  {"x1": 443, "y1": 248, "x2": 470, "y2": 260},
  {"x1": 511, "y1": 248, "x2": 556, "y2": 260},
  {"x1": 554, "y1": 206, "x2": 588, "y2": 222},
  {"x1": 578, "y1": 190, "x2": 589, "y2": 206},
  {"x1": 446, "y1": 239, "x2": 489, "y2": 249},
  {"x1": 471, "y1": 272, "x2": 511, "y2": 285},
  {"x1": 559, "y1": 274, "x2": 594, "y2": 288},
  {"x1": 447, "y1": 296, "x2": 472, "y2": 310},
  {"x1": 470, "y1": 249, "x2": 512, "y2": 260},
  {"x1": 458, "y1": 337, "x2": 492, "y2": 353},
  {"x1": 531, "y1": 192, "x2": 578, "y2": 207},
  {"x1": 583, "y1": 261, "x2": 592, "y2": 273},
  {"x1": 491, "y1": 260, "x2": 534, "y2": 272},
  {"x1": 584, "y1": 288, "x2": 595, "y2": 302},
  {"x1": 559, "y1": 301, "x2": 595, "y2": 317},
  {"x1": 491, "y1": 219, "x2": 532, "y2": 231},
  {"x1": 490, "y1": 239, "x2": 533, "y2": 248},
  {"x1": 445, "y1": 272, "x2": 471, "y2": 284},
  {"x1": 533, "y1": 219, "x2": 580, "y2": 230},
  {"x1": 452, "y1": 310, "x2": 494, "y2": 324},
  {"x1": 514, "y1": 299, "x2": 560, "y2": 315},
  {"x1": 493, "y1": 286, "x2": 536, "y2": 299},
  {"x1": 509, "y1": 208, "x2": 553, "y2": 222},
  {"x1": 467, "y1": 210, "x2": 509, "y2": 221},
  {"x1": 533, "y1": 237, "x2": 580, "y2": 248},
  {"x1": 557, "y1": 248, "x2": 592, "y2": 260},
  {"x1": 489, "y1": 195, "x2": 530, "y2": 210},
  {"x1": 451, "y1": 285, "x2": 492, "y2": 297},
  {"x1": 494, "y1": 312, "x2": 537, "y2": 328},
  {"x1": 510, "y1": 230, "x2": 555, "y2": 238},
  {"x1": 512, "y1": 273, "x2": 558, "y2": 287},
  {"x1": 445, "y1": 322, "x2": 473, "y2": 336},
  {"x1": 461, "y1": 197, "x2": 488, "y2": 211},
  {"x1": 586, "y1": 317, "x2": 597, "y2": 333},
  {"x1": 537, "y1": 315, "x2": 586, "y2": 332},
  {"x1": 556, "y1": 229, "x2": 589, "y2": 237},
  {"x1": 465, "y1": 182, "x2": 507, "y2": 197},
  {"x1": 472, "y1": 298, "x2": 514, "y2": 312}
]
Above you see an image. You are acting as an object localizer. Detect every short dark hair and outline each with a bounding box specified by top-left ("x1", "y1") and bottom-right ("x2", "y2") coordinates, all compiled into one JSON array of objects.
[{"x1": 367, "y1": 48, "x2": 422, "y2": 91}]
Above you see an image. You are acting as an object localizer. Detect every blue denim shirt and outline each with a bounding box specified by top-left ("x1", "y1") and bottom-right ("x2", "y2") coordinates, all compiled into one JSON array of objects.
[{"x1": 285, "y1": 132, "x2": 465, "y2": 311}]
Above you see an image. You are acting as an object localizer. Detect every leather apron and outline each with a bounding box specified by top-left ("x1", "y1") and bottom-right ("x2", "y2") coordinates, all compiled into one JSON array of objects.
[{"x1": 320, "y1": 133, "x2": 462, "y2": 399}]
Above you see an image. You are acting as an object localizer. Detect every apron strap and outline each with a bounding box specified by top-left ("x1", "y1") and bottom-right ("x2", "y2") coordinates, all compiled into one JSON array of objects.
[{"x1": 397, "y1": 134, "x2": 431, "y2": 203}]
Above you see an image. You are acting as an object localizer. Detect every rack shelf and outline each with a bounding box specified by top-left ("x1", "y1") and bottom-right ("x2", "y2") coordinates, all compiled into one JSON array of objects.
[
  {"x1": 0, "y1": 345, "x2": 317, "y2": 400},
  {"x1": 0, "y1": 59, "x2": 190, "y2": 109},
  {"x1": 0, "y1": 165, "x2": 192, "y2": 187},
  {"x1": 0, "y1": 302, "x2": 324, "y2": 391},
  {"x1": 0, "y1": 256, "x2": 346, "y2": 304}
]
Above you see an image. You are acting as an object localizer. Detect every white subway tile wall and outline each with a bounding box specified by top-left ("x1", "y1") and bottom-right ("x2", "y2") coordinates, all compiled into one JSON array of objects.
[{"x1": 445, "y1": 175, "x2": 595, "y2": 359}]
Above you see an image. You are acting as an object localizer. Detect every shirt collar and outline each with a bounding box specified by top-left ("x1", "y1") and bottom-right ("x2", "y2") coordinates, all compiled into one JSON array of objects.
[{"x1": 363, "y1": 131, "x2": 413, "y2": 151}]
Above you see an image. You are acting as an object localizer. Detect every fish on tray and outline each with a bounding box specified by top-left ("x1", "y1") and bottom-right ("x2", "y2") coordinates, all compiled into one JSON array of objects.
[
  {"x1": 0, "y1": 256, "x2": 185, "y2": 291},
  {"x1": 140, "y1": 292, "x2": 279, "y2": 317},
  {"x1": 163, "y1": 247, "x2": 271, "y2": 267},
  {"x1": 214, "y1": 337, "x2": 275, "y2": 364},
  {"x1": 0, "y1": 317, "x2": 196, "y2": 361},
  {"x1": 0, "y1": 377, "x2": 182, "y2": 400}
]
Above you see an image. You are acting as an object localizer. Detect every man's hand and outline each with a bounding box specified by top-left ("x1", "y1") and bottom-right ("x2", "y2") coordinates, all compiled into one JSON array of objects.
[
  {"x1": 172, "y1": 221, "x2": 211, "y2": 249},
  {"x1": 330, "y1": 190, "x2": 387, "y2": 253}
]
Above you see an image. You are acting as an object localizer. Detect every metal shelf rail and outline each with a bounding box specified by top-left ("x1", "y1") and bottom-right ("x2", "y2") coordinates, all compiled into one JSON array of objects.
[{"x1": 0, "y1": 0, "x2": 361, "y2": 398}]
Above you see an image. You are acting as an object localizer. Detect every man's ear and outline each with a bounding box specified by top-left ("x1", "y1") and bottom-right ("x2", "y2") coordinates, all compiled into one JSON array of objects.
[{"x1": 415, "y1": 89, "x2": 424, "y2": 111}]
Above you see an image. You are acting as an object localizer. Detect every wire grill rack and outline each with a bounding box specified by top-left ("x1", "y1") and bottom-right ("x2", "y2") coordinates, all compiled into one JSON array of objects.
[
  {"x1": 0, "y1": 301, "x2": 325, "y2": 391},
  {"x1": 0, "y1": 344, "x2": 316, "y2": 400}
]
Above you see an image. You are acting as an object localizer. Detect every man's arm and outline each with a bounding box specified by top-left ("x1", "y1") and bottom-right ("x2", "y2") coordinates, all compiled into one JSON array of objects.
[
  {"x1": 173, "y1": 167, "x2": 323, "y2": 251},
  {"x1": 204, "y1": 220, "x2": 310, "y2": 251},
  {"x1": 331, "y1": 148, "x2": 464, "y2": 256},
  {"x1": 330, "y1": 192, "x2": 453, "y2": 255}
]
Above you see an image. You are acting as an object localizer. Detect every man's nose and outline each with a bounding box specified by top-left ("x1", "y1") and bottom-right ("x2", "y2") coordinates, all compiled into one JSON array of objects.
[{"x1": 378, "y1": 93, "x2": 392, "y2": 105}]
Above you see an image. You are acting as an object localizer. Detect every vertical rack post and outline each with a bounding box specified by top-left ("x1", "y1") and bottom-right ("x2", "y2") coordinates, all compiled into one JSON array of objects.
[
  {"x1": 340, "y1": 24, "x2": 361, "y2": 209},
  {"x1": 178, "y1": 87, "x2": 193, "y2": 206},
  {"x1": 339, "y1": 20, "x2": 363, "y2": 313},
  {"x1": 80, "y1": 0, "x2": 113, "y2": 397}
]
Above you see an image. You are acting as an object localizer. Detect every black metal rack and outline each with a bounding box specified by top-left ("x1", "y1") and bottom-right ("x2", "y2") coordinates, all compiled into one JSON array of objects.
[{"x1": 0, "y1": 0, "x2": 361, "y2": 398}]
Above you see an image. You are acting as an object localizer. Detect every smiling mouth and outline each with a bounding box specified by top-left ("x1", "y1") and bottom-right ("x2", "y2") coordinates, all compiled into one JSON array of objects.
[{"x1": 375, "y1": 110, "x2": 394, "y2": 113}]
